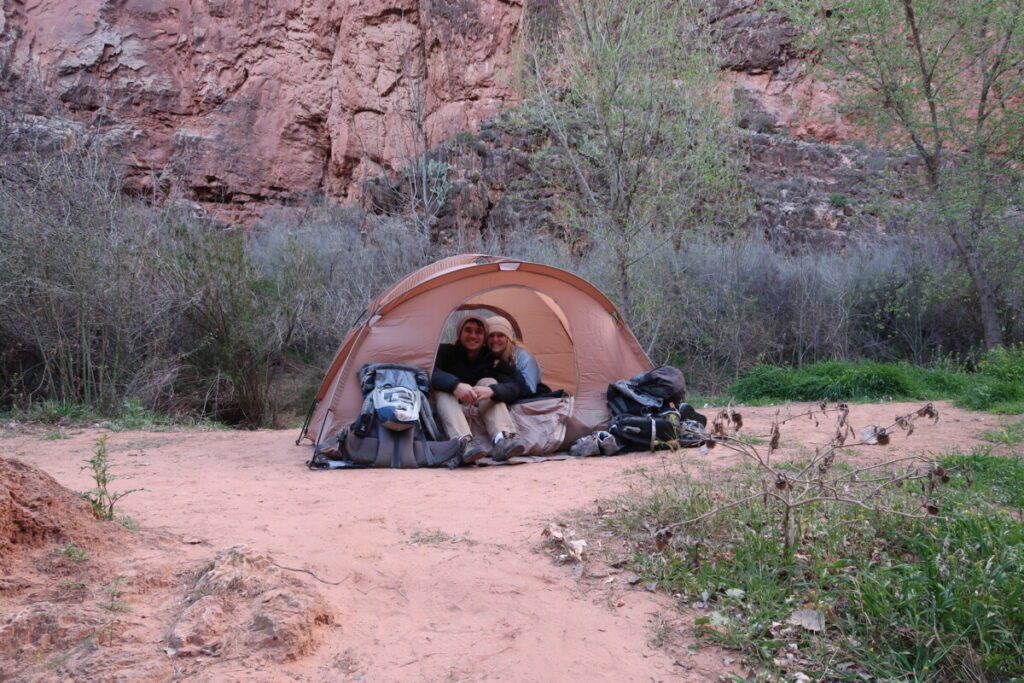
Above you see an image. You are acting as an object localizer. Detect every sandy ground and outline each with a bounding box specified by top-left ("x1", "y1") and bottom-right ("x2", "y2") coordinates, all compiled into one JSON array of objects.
[{"x1": 1, "y1": 401, "x2": 1010, "y2": 682}]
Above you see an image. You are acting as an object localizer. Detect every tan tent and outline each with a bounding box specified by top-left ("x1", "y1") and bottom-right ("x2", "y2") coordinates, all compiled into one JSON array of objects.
[{"x1": 299, "y1": 254, "x2": 653, "y2": 450}]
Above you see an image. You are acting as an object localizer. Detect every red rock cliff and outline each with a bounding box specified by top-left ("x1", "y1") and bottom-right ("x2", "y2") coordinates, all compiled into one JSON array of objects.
[
  {"x1": 1, "y1": 0, "x2": 854, "y2": 224},
  {"x1": 1, "y1": 0, "x2": 523, "y2": 221}
]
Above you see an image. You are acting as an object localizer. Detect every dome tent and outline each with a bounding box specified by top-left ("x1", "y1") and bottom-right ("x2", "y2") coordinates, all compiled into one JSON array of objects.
[{"x1": 298, "y1": 254, "x2": 653, "y2": 451}]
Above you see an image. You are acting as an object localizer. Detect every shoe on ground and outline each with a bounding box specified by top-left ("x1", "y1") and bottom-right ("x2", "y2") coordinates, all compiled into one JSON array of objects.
[
  {"x1": 491, "y1": 437, "x2": 526, "y2": 462},
  {"x1": 460, "y1": 437, "x2": 490, "y2": 464}
]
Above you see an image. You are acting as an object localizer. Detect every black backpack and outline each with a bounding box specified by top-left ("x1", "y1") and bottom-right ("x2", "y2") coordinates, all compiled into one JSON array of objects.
[
  {"x1": 308, "y1": 363, "x2": 462, "y2": 469},
  {"x1": 608, "y1": 404, "x2": 708, "y2": 453},
  {"x1": 606, "y1": 366, "x2": 688, "y2": 417}
]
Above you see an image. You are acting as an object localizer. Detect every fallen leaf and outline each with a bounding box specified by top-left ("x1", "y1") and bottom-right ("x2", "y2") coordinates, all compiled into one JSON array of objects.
[
  {"x1": 654, "y1": 528, "x2": 673, "y2": 551},
  {"x1": 860, "y1": 425, "x2": 886, "y2": 445},
  {"x1": 787, "y1": 608, "x2": 825, "y2": 632},
  {"x1": 709, "y1": 611, "x2": 731, "y2": 627}
]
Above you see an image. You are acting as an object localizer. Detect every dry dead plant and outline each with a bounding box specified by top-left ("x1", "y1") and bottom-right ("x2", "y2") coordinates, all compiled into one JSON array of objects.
[{"x1": 665, "y1": 402, "x2": 945, "y2": 560}]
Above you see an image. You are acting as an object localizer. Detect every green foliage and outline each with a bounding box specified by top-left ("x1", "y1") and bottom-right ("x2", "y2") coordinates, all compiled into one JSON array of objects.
[
  {"x1": 828, "y1": 192, "x2": 850, "y2": 208},
  {"x1": 59, "y1": 542, "x2": 88, "y2": 562},
  {"x1": 1, "y1": 397, "x2": 223, "y2": 432},
  {"x1": 777, "y1": 0, "x2": 1024, "y2": 349},
  {"x1": 730, "y1": 361, "x2": 918, "y2": 402},
  {"x1": 81, "y1": 436, "x2": 140, "y2": 521},
  {"x1": 607, "y1": 457, "x2": 1024, "y2": 680},
  {"x1": 730, "y1": 358, "x2": 1024, "y2": 412},
  {"x1": 17, "y1": 400, "x2": 99, "y2": 424},
  {"x1": 101, "y1": 576, "x2": 131, "y2": 612},
  {"x1": 522, "y1": 0, "x2": 749, "y2": 318},
  {"x1": 843, "y1": 514, "x2": 1024, "y2": 680},
  {"x1": 978, "y1": 343, "x2": 1024, "y2": 384}
]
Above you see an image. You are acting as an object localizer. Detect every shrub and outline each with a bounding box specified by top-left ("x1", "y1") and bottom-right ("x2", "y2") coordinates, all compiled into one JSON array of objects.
[
  {"x1": 978, "y1": 343, "x2": 1024, "y2": 384},
  {"x1": 828, "y1": 192, "x2": 850, "y2": 207},
  {"x1": 0, "y1": 149, "x2": 184, "y2": 412},
  {"x1": 957, "y1": 377, "x2": 1024, "y2": 413},
  {"x1": 2, "y1": 115, "x2": 1021, "y2": 418}
]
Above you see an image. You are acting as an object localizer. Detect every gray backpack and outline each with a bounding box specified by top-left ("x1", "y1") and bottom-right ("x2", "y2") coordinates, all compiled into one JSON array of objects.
[{"x1": 308, "y1": 363, "x2": 461, "y2": 469}]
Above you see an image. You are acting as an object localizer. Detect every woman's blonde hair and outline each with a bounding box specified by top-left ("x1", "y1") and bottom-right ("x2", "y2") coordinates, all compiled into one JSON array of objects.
[
  {"x1": 486, "y1": 315, "x2": 521, "y2": 365},
  {"x1": 494, "y1": 335, "x2": 519, "y2": 365}
]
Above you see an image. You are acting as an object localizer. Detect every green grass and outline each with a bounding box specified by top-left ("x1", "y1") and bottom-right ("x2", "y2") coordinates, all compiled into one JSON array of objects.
[
  {"x1": 728, "y1": 346, "x2": 1024, "y2": 413},
  {"x1": 58, "y1": 542, "x2": 89, "y2": 562},
  {"x1": 940, "y1": 451, "x2": 1024, "y2": 508},
  {"x1": 980, "y1": 419, "x2": 1024, "y2": 449},
  {"x1": 604, "y1": 453, "x2": 1024, "y2": 681}
]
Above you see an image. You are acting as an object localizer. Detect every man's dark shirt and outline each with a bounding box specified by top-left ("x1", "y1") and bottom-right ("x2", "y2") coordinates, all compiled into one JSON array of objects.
[{"x1": 431, "y1": 342, "x2": 527, "y2": 403}]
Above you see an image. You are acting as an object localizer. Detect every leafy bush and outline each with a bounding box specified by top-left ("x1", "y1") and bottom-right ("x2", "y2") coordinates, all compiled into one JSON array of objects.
[
  {"x1": 0, "y1": 141, "x2": 435, "y2": 426},
  {"x1": 978, "y1": 343, "x2": 1024, "y2": 383}
]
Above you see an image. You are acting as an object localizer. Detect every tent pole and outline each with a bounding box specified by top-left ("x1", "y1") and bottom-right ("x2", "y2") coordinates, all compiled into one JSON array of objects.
[
  {"x1": 311, "y1": 408, "x2": 333, "y2": 455},
  {"x1": 295, "y1": 399, "x2": 318, "y2": 446}
]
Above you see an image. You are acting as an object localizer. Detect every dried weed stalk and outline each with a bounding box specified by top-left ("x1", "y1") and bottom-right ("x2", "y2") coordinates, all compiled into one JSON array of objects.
[{"x1": 669, "y1": 403, "x2": 944, "y2": 560}]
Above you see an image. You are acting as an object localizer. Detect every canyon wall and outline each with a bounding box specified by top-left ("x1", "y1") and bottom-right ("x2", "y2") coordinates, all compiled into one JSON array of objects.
[
  {"x1": 2, "y1": 0, "x2": 523, "y2": 222},
  {"x1": 1, "y1": 0, "x2": 905, "y2": 240}
]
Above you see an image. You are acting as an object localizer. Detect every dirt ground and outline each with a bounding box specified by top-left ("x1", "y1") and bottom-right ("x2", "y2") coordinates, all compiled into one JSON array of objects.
[{"x1": 0, "y1": 401, "x2": 1010, "y2": 682}]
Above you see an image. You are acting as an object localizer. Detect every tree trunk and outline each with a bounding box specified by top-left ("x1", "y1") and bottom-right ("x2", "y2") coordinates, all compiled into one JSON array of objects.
[
  {"x1": 950, "y1": 228, "x2": 1003, "y2": 350},
  {"x1": 617, "y1": 246, "x2": 632, "y2": 319}
]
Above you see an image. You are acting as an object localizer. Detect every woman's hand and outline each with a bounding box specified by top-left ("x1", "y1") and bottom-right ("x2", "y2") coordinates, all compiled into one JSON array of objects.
[
  {"x1": 473, "y1": 385, "x2": 495, "y2": 402},
  {"x1": 454, "y1": 383, "x2": 477, "y2": 404}
]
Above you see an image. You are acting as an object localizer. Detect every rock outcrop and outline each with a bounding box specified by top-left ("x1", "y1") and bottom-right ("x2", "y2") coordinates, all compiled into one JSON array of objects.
[
  {"x1": 364, "y1": 113, "x2": 918, "y2": 249},
  {"x1": 166, "y1": 547, "x2": 332, "y2": 661}
]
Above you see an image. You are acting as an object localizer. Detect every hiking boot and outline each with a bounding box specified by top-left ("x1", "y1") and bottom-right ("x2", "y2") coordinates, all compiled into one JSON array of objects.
[
  {"x1": 459, "y1": 436, "x2": 490, "y2": 465},
  {"x1": 491, "y1": 436, "x2": 526, "y2": 462}
]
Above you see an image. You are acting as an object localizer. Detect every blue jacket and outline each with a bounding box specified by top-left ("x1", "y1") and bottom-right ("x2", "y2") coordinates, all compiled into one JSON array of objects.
[{"x1": 514, "y1": 347, "x2": 542, "y2": 395}]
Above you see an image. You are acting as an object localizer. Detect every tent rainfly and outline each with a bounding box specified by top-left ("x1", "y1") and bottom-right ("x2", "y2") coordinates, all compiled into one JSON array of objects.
[{"x1": 298, "y1": 254, "x2": 653, "y2": 450}]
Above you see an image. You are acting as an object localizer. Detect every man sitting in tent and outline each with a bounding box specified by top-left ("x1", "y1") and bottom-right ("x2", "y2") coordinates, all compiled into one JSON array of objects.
[{"x1": 431, "y1": 314, "x2": 528, "y2": 464}]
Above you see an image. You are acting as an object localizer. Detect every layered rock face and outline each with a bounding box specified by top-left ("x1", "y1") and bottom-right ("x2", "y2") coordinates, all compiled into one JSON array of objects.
[
  {"x1": 2, "y1": 0, "x2": 894, "y2": 239},
  {"x1": 1, "y1": 0, "x2": 523, "y2": 222}
]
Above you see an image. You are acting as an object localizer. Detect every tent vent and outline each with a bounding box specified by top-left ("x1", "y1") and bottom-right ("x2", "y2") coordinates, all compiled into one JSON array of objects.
[{"x1": 498, "y1": 261, "x2": 521, "y2": 271}]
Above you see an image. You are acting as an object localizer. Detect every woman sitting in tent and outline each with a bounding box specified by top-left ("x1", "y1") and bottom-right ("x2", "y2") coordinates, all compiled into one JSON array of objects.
[{"x1": 485, "y1": 316, "x2": 545, "y2": 397}]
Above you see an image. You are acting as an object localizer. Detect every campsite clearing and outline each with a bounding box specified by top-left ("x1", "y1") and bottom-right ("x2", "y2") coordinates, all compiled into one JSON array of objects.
[{"x1": 1, "y1": 401, "x2": 1011, "y2": 681}]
